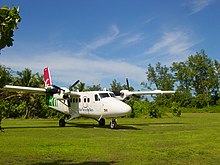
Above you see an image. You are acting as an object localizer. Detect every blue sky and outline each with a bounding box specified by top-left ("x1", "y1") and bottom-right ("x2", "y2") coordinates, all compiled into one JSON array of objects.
[{"x1": 0, "y1": 0, "x2": 219, "y2": 89}]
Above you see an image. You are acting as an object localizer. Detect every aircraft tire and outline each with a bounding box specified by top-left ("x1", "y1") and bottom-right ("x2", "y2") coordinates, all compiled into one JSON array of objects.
[
  {"x1": 59, "y1": 119, "x2": 66, "y2": 127},
  {"x1": 110, "y1": 120, "x2": 117, "y2": 129},
  {"x1": 98, "y1": 118, "x2": 105, "y2": 126}
]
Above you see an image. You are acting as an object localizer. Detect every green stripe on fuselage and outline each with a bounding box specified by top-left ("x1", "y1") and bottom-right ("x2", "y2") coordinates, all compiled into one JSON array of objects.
[{"x1": 49, "y1": 96, "x2": 57, "y2": 107}]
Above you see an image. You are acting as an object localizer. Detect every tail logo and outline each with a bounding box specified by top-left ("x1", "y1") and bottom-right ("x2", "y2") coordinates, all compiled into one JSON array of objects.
[{"x1": 44, "y1": 67, "x2": 52, "y2": 87}]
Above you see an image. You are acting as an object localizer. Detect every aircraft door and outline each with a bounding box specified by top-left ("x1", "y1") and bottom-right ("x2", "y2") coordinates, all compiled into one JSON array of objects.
[
  {"x1": 93, "y1": 94, "x2": 102, "y2": 114},
  {"x1": 69, "y1": 97, "x2": 80, "y2": 116}
]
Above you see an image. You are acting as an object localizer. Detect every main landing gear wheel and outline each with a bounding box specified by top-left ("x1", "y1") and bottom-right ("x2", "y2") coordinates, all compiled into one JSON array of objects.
[
  {"x1": 110, "y1": 119, "x2": 117, "y2": 129},
  {"x1": 98, "y1": 118, "x2": 105, "y2": 127},
  {"x1": 59, "y1": 119, "x2": 66, "y2": 127}
]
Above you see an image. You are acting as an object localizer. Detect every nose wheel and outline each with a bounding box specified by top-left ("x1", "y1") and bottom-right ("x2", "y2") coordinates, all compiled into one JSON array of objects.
[{"x1": 110, "y1": 119, "x2": 117, "y2": 129}]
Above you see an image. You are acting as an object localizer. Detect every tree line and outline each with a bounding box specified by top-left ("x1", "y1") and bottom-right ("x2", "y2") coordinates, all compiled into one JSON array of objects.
[
  {"x1": 0, "y1": 50, "x2": 220, "y2": 121},
  {"x1": 144, "y1": 49, "x2": 220, "y2": 109}
]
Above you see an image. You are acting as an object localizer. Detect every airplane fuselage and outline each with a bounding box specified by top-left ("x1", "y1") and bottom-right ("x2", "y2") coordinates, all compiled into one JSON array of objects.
[{"x1": 50, "y1": 91, "x2": 132, "y2": 120}]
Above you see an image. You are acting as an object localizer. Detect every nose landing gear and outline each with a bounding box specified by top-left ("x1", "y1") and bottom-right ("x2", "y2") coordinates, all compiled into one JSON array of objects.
[{"x1": 110, "y1": 119, "x2": 117, "y2": 129}]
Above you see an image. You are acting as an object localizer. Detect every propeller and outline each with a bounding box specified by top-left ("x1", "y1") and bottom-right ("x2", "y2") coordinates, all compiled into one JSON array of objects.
[
  {"x1": 112, "y1": 78, "x2": 131, "y2": 100},
  {"x1": 46, "y1": 80, "x2": 80, "y2": 102},
  {"x1": 126, "y1": 78, "x2": 130, "y2": 90},
  {"x1": 49, "y1": 80, "x2": 80, "y2": 93},
  {"x1": 70, "y1": 80, "x2": 80, "y2": 90}
]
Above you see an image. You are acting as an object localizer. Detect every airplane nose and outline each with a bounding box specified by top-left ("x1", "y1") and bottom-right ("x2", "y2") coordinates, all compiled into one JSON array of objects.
[
  {"x1": 120, "y1": 101, "x2": 132, "y2": 114},
  {"x1": 103, "y1": 98, "x2": 132, "y2": 117}
]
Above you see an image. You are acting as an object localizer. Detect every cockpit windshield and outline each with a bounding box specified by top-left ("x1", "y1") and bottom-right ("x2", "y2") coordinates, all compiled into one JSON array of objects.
[
  {"x1": 98, "y1": 92, "x2": 115, "y2": 99},
  {"x1": 99, "y1": 93, "x2": 110, "y2": 98}
]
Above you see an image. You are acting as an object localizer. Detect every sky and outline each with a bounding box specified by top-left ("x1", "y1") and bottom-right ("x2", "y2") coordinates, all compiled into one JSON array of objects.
[{"x1": 0, "y1": 0, "x2": 220, "y2": 89}]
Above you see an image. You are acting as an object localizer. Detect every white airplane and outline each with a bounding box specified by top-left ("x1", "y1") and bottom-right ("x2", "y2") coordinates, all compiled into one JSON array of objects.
[{"x1": 2, "y1": 67, "x2": 175, "y2": 129}]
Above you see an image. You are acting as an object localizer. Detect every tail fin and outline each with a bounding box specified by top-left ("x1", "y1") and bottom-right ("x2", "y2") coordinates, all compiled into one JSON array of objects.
[{"x1": 44, "y1": 67, "x2": 52, "y2": 87}]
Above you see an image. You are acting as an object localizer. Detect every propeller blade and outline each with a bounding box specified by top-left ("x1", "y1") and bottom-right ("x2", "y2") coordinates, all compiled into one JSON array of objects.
[
  {"x1": 126, "y1": 78, "x2": 130, "y2": 90},
  {"x1": 70, "y1": 80, "x2": 80, "y2": 89}
]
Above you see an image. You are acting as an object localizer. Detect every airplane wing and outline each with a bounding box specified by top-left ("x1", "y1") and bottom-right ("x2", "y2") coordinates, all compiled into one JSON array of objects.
[
  {"x1": 2, "y1": 85, "x2": 81, "y2": 98},
  {"x1": 128, "y1": 90, "x2": 175, "y2": 95},
  {"x1": 1, "y1": 85, "x2": 46, "y2": 94},
  {"x1": 115, "y1": 89, "x2": 175, "y2": 101}
]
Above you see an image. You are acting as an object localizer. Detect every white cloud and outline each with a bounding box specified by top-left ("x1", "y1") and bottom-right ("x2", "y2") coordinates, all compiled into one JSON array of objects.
[
  {"x1": 122, "y1": 33, "x2": 144, "y2": 45},
  {"x1": 0, "y1": 50, "x2": 146, "y2": 88},
  {"x1": 0, "y1": 24, "x2": 148, "y2": 89},
  {"x1": 145, "y1": 31, "x2": 195, "y2": 56},
  {"x1": 75, "y1": 24, "x2": 120, "y2": 57},
  {"x1": 190, "y1": 0, "x2": 215, "y2": 14}
]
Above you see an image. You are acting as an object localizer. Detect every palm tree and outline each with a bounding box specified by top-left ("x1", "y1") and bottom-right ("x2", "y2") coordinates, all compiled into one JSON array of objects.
[
  {"x1": 73, "y1": 82, "x2": 85, "y2": 92},
  {"x1": 13, "y1": 68, "x2": 43, "y2": 118}
]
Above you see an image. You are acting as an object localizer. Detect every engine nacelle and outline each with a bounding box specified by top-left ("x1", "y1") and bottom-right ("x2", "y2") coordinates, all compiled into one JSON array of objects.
[
  {"x1": 46, "y1": 86, "x2": 61, "y2": 95},
  {"x1": 114, "y1": 90, "x2": 130, "y2": 101}
]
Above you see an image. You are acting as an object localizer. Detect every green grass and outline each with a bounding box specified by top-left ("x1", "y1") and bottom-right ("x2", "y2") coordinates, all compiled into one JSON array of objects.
[{"x1": 1, "y1": 113, "x2": 220, "y2": 164}]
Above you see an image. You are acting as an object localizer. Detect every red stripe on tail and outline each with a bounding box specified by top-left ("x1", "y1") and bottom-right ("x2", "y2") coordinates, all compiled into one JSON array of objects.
[{"x1": 44, "y1": 67, "x2": 52, "y2": 87}]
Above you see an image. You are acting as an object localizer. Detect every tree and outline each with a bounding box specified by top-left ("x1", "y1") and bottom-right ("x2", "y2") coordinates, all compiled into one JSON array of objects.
[
  {"x1": 0, "y1": 5, "x2": 21, "y2": 51},
  {"x1": 212, "y1": 60, "x2": 220, "y2": 104},
  {"x1": 188, "y1": 50, "x2": 218, "y2": 107},
  {"x1": 145, "y1": 62, "x2": 174, "y2": 90},
  {"x1": 73, "y1": 82, "x2": 86, "y2": 92},
  {"x1": 171, "y1": 50, "x2": 219, "y2": 108},
  {"x1": 144, "y1": 62, "x2": 174, "y2": 106},
  {"x1": 13, "y1": 68, "x2": 43, "y2": 118},
  {"x1": 171, "y1": 61, "x2": 193, "y2": 107},
  {"x1": 171, "y1": 61, "x2": 192, "y2": 92},
  {"x1": 0, "y1": 65, "x2": 12, "y2": 87},
  {"x1": 0, "y1": 65, "x2": 12, "y2": 128},
  {"x1": 86, "y1": 84, "x2": 102, "y2": 91},
  {"x1": 109, "y1": 79, "x2": 134, "y2": 91},
  {"x1": 110, "y1": 79, "x2": 123, "y2": 91}
]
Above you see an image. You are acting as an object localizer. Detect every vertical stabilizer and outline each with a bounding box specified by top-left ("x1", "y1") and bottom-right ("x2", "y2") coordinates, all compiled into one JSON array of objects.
[{"x1": 44, "y1": 67, "x2": 52, "y2": 87}]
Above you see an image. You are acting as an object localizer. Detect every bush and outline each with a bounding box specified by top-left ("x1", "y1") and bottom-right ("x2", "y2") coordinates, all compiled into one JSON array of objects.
[
  {"x1": 148, "y1": 103, "x2": 161, "y2": 118},
  {"x1": 171, "y1": 102, "x2": 181, "y2": 117}
]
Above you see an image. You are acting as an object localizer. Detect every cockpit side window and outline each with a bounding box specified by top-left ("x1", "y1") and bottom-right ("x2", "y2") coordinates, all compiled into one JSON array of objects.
[
  {"x1": 109, "y1": 93, "x2": 115, "y2": 97},
  {"x1": 95, "y1": 94, "x2": 100, "y2": 101}
]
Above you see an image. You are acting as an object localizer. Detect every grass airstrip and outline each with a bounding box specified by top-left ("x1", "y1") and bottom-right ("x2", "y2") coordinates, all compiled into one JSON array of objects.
[{"x1": 1, "y1": 113, "x2": 220, "y2": 165}]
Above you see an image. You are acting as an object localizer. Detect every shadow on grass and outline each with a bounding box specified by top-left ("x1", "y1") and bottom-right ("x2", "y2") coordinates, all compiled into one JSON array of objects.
[
  {"x1": 124, "y1": 122, "x2": 186, "y2": 127},
  {"x1": 31, "y1": 160, "x2": 116, "y2": 165},
  {"x1": 3, "y1": 125, "x2": 60, "y2": 130},
  {"x1": 68, "y1": 123, "x2": 141, "y2": 130},
  {"x1": 3, "y1": 121, "x2": 184, "y2": 130},
  {"x1": 2, "y1": 123, "x2": 140, "y2": 130}
]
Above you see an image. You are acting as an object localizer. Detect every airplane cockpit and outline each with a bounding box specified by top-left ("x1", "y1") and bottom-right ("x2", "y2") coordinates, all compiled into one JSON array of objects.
[
  {"x1": 94, "y1": 92, "x2": 116, "y2": 101},
  {"x1": 98, "y1": 92, "x2": 115, "y2": 98}
]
